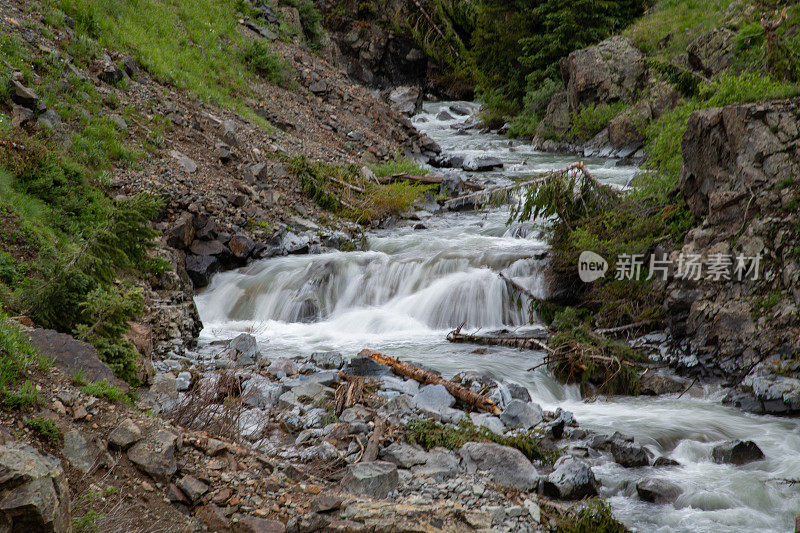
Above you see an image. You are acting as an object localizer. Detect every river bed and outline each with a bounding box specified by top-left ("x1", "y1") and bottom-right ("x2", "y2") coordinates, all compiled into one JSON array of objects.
[{"x1": 195, "y1": 101, "x2": 800, "y2": 532}]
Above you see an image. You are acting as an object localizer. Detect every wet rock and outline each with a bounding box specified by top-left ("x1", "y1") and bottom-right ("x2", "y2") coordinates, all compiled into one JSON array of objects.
[
  {"x1": 610, "y1": 440, "x2": 649, "y2": 467},
  {"x1": 505, "y1": 382, "x2": 532, "y2": 402},
  {"x1": 177, "y1": 474, "x2": 208, "y2": 504},
  {"x1": 459, "y1": 442, "x2": 538, "y2": 491},
  {"x1": 653, "y1": 456, "x2": 680, "y2": 467},
  {"x1": 639, "y1": 371, "x2": 687, "y2": 395},
  {"x1": 108, "y1": 418, "x2": 142, "y2": 450},
  {"x1": 185, "y1": 254, "x2": 220, "y2": 287},
  {"x1": 449, "y1": 104, "x2": 471, "y2": 116},
  {"x1": 222, "y1": 333, "x2": 261, "y2": 364},
  {"x1": 636, "y1": 478, "x2": 682, "y2": 504},
  {"x1": 439, "y1": 175, "x2": 463, "y2": 197},
  {"x1": 436, "y1": 110, "x2": 454, "y2": 121},
  {"x1": 310, "y1": 351, "x2": 343, "y2": 369},
  {"x1": 342, "y1": 356, "x2": 392, "y2": 378},
  {"x1": 282, "y1": 232, "x2": 310, "y2": 254},
  {"x1": 688, "y1": 29, "x2": 735, "y2": 76},
  {"x1": 542, "y1": 456, "x2": 598, "y2": 500},
  {"x1": 340, "y1": 461, "x2": 399, "y2": 499},
  {"x1": 712, "y1": 440, "x2": 764, "y2": 465},
  {"x1": 228, "y1": 234, "x2": 255, "y2": 259},
  {"x1": 499, "y1": 400, "x2": 543, "y2": 430},
  {"x1": 127, "y1": 430, "x2": 179, "y2": 482},
  {"x1": 166, "y1": 213, "x2": 195, "y2": 249},
  {"x1": 0, "y1": 442, "x2": 70, "y2": 533},
  {"x1": 388, "y1": 86, "x2": 422, "y2": 116},
  {"x1": 461, "y1": 156, "x2": 502, "y2": 172}
]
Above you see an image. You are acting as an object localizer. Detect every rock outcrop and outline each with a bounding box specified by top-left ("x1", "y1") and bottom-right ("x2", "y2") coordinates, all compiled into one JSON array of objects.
[{"x1": 665, "y1": 98, "x2": 800, "y2": 413}]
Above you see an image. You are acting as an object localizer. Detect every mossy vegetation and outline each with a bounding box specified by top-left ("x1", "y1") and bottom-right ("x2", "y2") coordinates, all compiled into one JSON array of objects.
[
  {"x1": 25, "y1": 417, "x2": 61, "y2": 446},
  {"x1": 290, "y1": 156, "x2": 433, "y2": 223},
  {"x1": 406, "y1": 418, "x2": 561, "y2": 464}
]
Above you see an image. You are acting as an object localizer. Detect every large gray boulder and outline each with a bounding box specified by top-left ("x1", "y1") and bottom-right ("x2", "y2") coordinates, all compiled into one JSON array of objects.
[
  {"x1": 561, "y1": 36, "x2": 644, "y2": 111},
  {"x1": 108, "y1": 418, "x2": 142, "y2": 450},
  {"x1": 388, "y1": 86, "x2": 422, "y2": 116},
  {"x1": 0, "y1": 442, "x2": 70, "y2": 532},
  {"x1": 413, "y1": 384, "x2": 455, "y2": 415},
  {"x1": 221, "y1": 333, "x2": 261, "y2": 364},
  {"x1": 340, "y1": 461, "x2": 398, "y2": 499},
  {"x1": 542, "y1": 456, "x2": 598, "y2": 500},
  {"x1": 500, "y1": 400, "x2": 543, "y2": 430},
  {"x1": 610, "y1": 440, "x2": 650, "y2": 467},
  {"x1": 459, "y1": 442, "x2": 538, "y2": 491}
]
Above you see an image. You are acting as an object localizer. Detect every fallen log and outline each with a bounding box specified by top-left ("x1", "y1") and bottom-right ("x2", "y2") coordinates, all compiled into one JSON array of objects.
[
  {"x1": 358, "y1": 349, "x2": 501, "y2": 414},
  {"x1": 377, "y1": 173, "x2": 483, "y2": 192},
  {"x1": 361, "y1": 416, "x2": 385, "y2": 463},
  {"x1": 447, "y1": 328, "x2": 553, "y2": 353}
]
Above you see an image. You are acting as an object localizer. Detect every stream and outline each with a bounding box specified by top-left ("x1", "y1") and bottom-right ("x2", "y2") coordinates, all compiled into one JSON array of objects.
[{"x1": 195, "y1": 101, "x2": 800, "y2": 532}]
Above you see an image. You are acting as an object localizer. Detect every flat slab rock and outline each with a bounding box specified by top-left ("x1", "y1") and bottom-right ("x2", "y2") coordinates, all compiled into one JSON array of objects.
[
  {"x1": 127, "y1": 430, "x2": 179, "y2": 482},
  {"x1": 340, "y1": 461, "x2": 398, "y2": 499},
  {"x1": 459, "y1": 442, "x2": 538, "y2": 491}
]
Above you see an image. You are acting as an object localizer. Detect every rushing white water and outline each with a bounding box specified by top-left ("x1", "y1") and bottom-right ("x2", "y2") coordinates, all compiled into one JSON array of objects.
[{"x1": 196, "y1": 101, "x2": 800, "y2": 532}]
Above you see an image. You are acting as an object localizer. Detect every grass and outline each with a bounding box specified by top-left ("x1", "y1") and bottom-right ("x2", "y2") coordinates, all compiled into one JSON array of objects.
[
  {"x1": 545, "y1": 498, "x2": 629, "y2": 533},
  {"x1": 80, "y1": 380, "x2": 131, "y2": 403},
  {"x1": 240, "y1": 40, "x2": 292, "y2": 87},
  {"x1": 406, "y1": 418, "x2": 561, "y2": 464},
  {"x1": 567, "y1": 102, "x2": 629, "y2": 142},
  {"x1": 26, "y1": 417, "x2": 61, "y2": 446},
  {"x1": 0, "y1": 313, "x2": 50, "y2": 410},
  {"x1": 370, "y1": 157, "x2": 429, "y2": 178}
]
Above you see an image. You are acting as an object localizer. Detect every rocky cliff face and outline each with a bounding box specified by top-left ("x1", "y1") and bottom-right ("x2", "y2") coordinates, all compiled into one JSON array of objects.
[{"x1": 665, "y1": 98, "x2": 800, "y2": 414}]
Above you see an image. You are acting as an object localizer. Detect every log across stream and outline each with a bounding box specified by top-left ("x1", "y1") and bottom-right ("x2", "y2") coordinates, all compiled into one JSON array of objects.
[{"x1": 194, "y1": 101, "x2": 800, "y2": 532}]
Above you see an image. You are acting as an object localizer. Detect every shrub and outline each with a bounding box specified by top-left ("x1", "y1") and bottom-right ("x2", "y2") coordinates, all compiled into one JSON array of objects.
[
  {"x1": 508, "y1": 77, "x2": 562, "y2": 138},
  {"x1": 567, "y1": 102, "x2": 628, "y2": 142},
  {"x1": 370, "y1": 158, "x2": 429, "y2": 178},
  {"x1": 26, "y1": 417, "x2": 61, "y2": 445},
  {"x1": 240, "y1": 40, "x2": 291, "y2": 87},
  {"x1": 280, "y1": 0, "x2": 324, "y2": 50}
]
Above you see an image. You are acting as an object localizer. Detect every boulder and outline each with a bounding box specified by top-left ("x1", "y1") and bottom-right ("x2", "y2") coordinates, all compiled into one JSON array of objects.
[
  {"x1": 469, "y1": 413, "x2": 505, "y2": 435},
  {"x1": 413, "y1": 384, "x2": 456, "y2": 415},
  {"x1": 0, "y1": 442, "x2": 70, "y2": 533},
  {"x1": 37, "y1": 110, "x2": 61, "y2": 130},
  {"x1": 26, "y1": 328, "x2": 125, "y2": 388},
  {"x1": 62, "y1": 430, "x2": 103, "y2": 474},
  {"x1": 342, "y1": 356, "x2": 392, "y2": 378},
  {"x1": 636, "y1": 478, "x2": 682, "y2": 504},
  {"x1": 536, "y1": 91, "x2": 570, "y2": 139},
  {"x1": 461, "y1": 156, "x2": 503, "y2": 172},
  {"x1": 436, "y1": 110, "x2": 454, "y2": 121},
  {"x1": 449, "y1": 104, "x2": 471, "y2": 116},
  {"x1": 499, "y1": 400, "x2": 544, "y2": 430},
  {"x1": 127, "y1": 430, "x2": 179, "y2": 482},
  {"x1": 311, "y1": 351, "x2": 343, "y2": 369},
  {"x1": 8, "y1": 80, "x2": 38, "y2": 108},
  {"x1": 711, "y1": 440, "x2": 764, "y2": 465},
  {"x1": 459, "y1": 442, "x2": 538, "y2": 491},
  {"x1": 268, "y1": 358, "x2": 297, "y2": 378},
  {"x1": 409, "y1": 448, "x2": 460, "y2": 481},
  {"x1": 166, "y1": 213, "x2": 195, "y2": 249},
  {"x1": 185, "y1": 254, "x2": 220, "y2": 287},
  {"x1": 542, "y1": 456, "x2": 598, "y2": 500},
  {"x1": 388, "y1": 86, "x2": 422, "y2": 116},
  {"x1": 228, "y1": 234, "x2": 255, "y2": 259},
  {"x1": 610, "y1": 440, "x2": 650, "y2": 467},
  {"x1": 222, "y1": 333, "x2": 261, "y2": 364},
  {"x1": 379, "y1": 442, "x2": 429, "y2": 469},
  {"x1": 340, "y1": 461, "x2": 398, "y2": 499},
  {"x1": 177, "y1": 474, "x2": 208, "y2": 504},
  {"x1": 109, "y1": 418, "x2": 142, "y2": 450},
  {"x1": 561, "y1": 36, "x2": 644, "y2": 111},
  {"x1": 170, "y1": 150, "x2": 198, "y2": 173},
  {"x1": 687, "y1": 29, "x2": 735, "y2": 76},
  {"x1": 234, "y1": 516, "x2": 286, "y2": 533}
]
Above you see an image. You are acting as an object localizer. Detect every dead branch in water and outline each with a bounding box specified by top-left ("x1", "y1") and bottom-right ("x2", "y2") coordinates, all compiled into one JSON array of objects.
[
  {"x1": 447, "y1": 325, "x2": 553, "y2": 353},
  {"x1": 358, "y1": 348, "x2": 501, "y2": 414},
  {"x1": 377, "y1": 173, "x2": 483, "y2": 192}
]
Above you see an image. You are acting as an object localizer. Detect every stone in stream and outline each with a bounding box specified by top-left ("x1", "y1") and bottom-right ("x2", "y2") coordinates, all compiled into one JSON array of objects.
[
  {"x1": 610, "y1": 440, "x2": 650, "y2": 467},
  {"x1": 461, "y1": 155, "x2": 503, "y2": 172},
  {"x1": 499, "y1": 399, "x2": 544, "y2": 430},
  {"x1": 542, "y1": 456, "x2": 598, "y2": 500},
  {"x1": 459, "y1": 442, "x2": 539, "y2": 491},
  {"x1": 449, "y1": 103, "x2": 471, "y2": 116},
  {"x1": 436, "y1": 110, "x2": 454, "y2": 121},
  {"x1": 340, "y1": 461, "x2": 399, "y2": 499},
  {"x1": 711, "y1": 440, "x2": 764, "y2": 465},
  {"x1": 636, "y1": 478, "x2": 682, "y2": 504},
  {"x1": 0, "y1": 442, "x2": 70, "y2": 532},
  {"x1": 220, "y1": 333, "x2": 261, "y2": 364}
]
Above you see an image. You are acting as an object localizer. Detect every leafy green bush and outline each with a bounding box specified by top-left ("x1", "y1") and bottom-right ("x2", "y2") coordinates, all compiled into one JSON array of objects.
[
  {"x1": 240, "y1": 40, "x2": 292, "y2": 87},
  {"x1": 281, "y1": 0, "x2": 324, "y2": 50},
  {"x1": 26, "y1": 417, "x2": 61, "y2": 446},
  {"x1": 567, "y1": 102, "x2": 628, "y2": 142}
]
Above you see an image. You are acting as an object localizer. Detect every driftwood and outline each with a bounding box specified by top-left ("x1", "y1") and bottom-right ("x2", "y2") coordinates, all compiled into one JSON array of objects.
[
  {"x1": 377, "y1": 173, "x2": 483, "y2": 192},
  {"x1": 594, "y1": 320, "x2": 655, "y2": 336},
  {"x1": 358, "y1": 349, "x2": 501, "y2": 414},
  {"x1": 447, "y1": 326, "x2": 553, "y2": 353},
  {"x1": 361, "y1": 417, "x2": 385, "y2": 463}
]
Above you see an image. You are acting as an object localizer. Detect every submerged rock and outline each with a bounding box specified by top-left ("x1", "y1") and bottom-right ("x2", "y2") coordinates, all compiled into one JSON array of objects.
[
  {"x1": 636, "y1": 478, "x2": 682, "y2": 504},
  {"x1": 712, "y1": 440, "x2": 764, "y2": 465}
]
